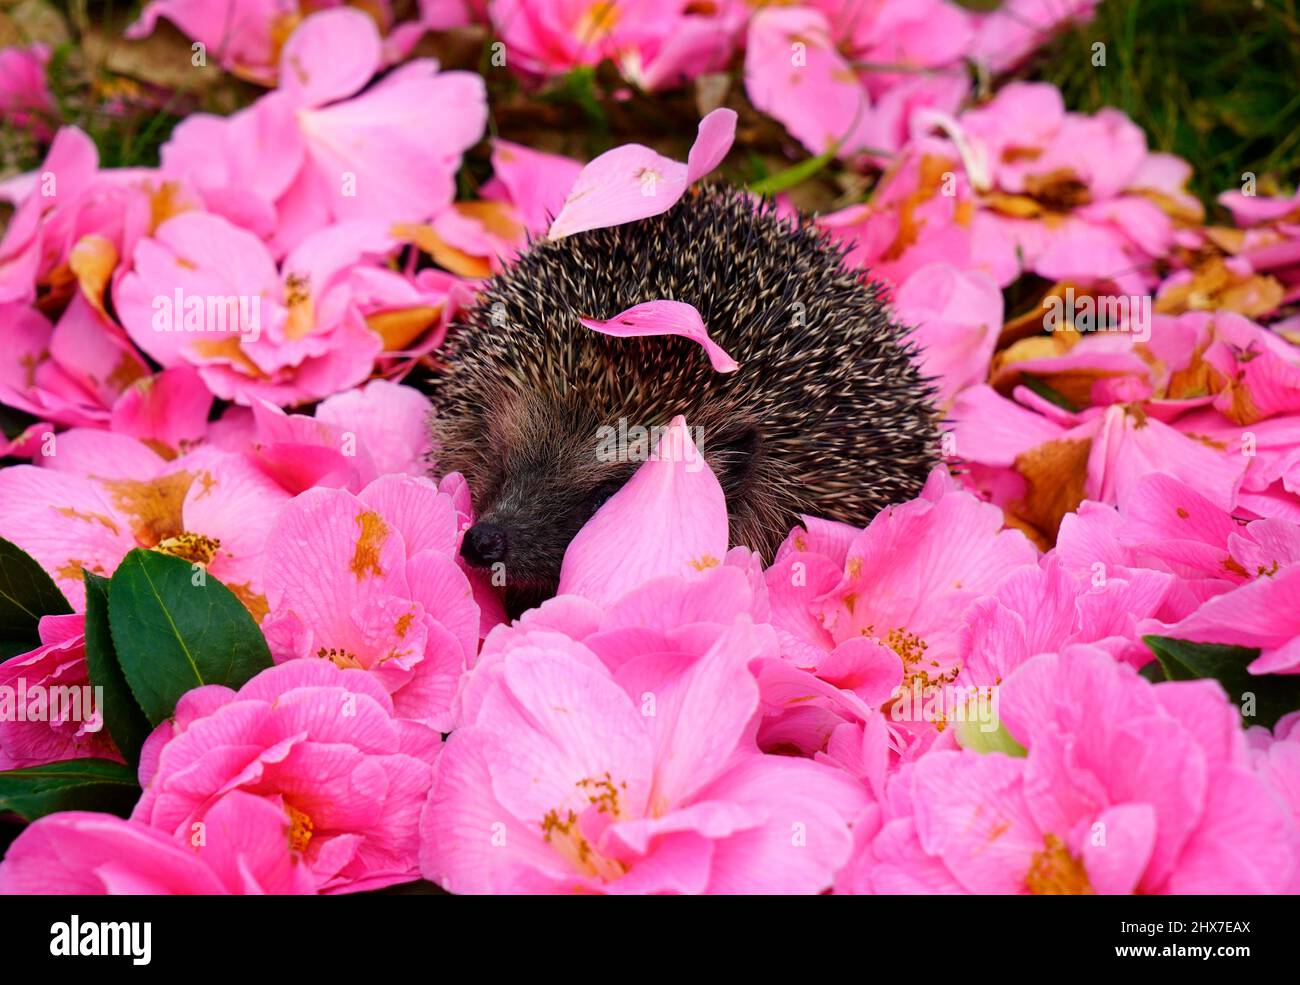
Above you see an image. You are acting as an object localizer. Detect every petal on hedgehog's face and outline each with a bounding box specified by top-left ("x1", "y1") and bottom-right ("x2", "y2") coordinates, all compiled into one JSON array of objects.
[
  {"x1": 454, "y1": 389, "x2": 639, "y2": 597},
  {"x1": 442, "y1": 383, "x2": 767, "y2": 614}
]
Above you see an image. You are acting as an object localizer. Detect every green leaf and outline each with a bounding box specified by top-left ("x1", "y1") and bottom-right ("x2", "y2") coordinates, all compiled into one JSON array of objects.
[
  {"x1": 0, "y1": 758, "x2": 140, "y2": 822},
  {"x1": 1138, "y1": 660, "x2": 1167, "y2": 684},
  {"x1": 748, "y1": 143, "x2": 841, "y2": 196},
  {"x1": 1143, "y1": 635, "x2": 1300, "y2": 729},
  {"x1": 83, "y1": 570, "x2": 152, "y2": 765},
  {"x1": 542, "y1": 65, "x2": 606, "y2": 129},
  {"x1": 0, "y1": 537, "x2": 72, "y2": 654},
  {"x1": 107, "y1": 549, "x2": 272, "y2": 726}
]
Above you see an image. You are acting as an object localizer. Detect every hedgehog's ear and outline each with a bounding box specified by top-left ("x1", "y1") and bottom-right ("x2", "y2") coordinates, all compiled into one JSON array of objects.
[{"x1": 705, "y1": 423, "x2": 762, "y2": 497}]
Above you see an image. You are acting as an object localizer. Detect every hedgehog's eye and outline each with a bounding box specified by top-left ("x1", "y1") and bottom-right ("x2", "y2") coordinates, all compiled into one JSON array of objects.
[{"x1": 580, "y1": 479, "x2": 625, "y2": 523}]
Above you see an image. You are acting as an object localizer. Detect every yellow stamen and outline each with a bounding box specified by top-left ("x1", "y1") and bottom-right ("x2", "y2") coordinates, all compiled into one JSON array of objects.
[
  {"x1": 540, "y1": 773, "x2": 630, "y2": 882},
  {"x1": 317, "y1": 647, "x2": 364, "y2": 670},
  {"x1": 154, "y1": 532, "x2": 221, "y2": 566},
  {"x1": 1025, "y1": 834, "x2": 1094, "y2": 895},
  {"x1": 286, "y1": 804, "x2": 314, "y2": 854}
]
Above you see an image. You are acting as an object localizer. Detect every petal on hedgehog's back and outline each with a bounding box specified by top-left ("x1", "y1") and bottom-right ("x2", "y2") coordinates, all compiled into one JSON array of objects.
[
  {"x1": 547, "y1": 109, "x2": 736, "y2": 240},
  {"x1": 580, "y1": 300, "x2": 738, "y2": 373}
]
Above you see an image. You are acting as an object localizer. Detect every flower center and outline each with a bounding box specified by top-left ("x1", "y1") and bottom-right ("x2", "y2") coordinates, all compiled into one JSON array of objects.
[
  {"x1": 1025, "y1": 834, "x2": 1094, "y2": 895},
  {"x1": 283, "y1": 271, "x2": 314, "y2": 340},
  {"x1": 881, "y1": 626, "x2": 961, "y2": 690},
  {"x1": 540, "y1": 774, "x2": 629, "y2": 882},
  {"x1": 285, "y1": 804, "x2": 314, "y2": 854},
  {"x1": 317, "y1": 647, "x2": 364, "y2": 670},
  {"x1": 154, "y1": 532, "x2": 220, "y2": 566}
]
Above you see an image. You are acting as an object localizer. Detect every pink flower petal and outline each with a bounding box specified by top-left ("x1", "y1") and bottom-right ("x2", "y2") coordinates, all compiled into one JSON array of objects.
[
  {"x1": 548, "y1": 109, "x2": 735, "y2": 240},
  {"x1": 278, "y1": 8, "x2": 381, "y2": 108},
  {"x1": 579, "y1": 299, "x2": 738, "y2": 373},
  {"x1": 557, "y1": 416, "x2": 728, "y2": 605}
]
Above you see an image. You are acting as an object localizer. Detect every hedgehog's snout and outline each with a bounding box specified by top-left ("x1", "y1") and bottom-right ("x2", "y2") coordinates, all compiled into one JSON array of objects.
[{"x1": 461, "y1": 522, "x2": 509, "y2": 568}]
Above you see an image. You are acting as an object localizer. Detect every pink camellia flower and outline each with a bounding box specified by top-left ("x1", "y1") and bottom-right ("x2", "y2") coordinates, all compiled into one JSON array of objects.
[
  {"x1": 1006, "y1": 310, "x2": 1300, "y2": 442},
  {"x1": 756, "y1": 517, "x2": 905, "y2": 753},
  {"x1": 948, "y1": 384, "x2": 1249, "y2": 546},
  {"x1": 957, "y1": 554, "x2": 1173, "y2": 680},
  {"x1": 157, "y1": 7, "x2": 486, "y2": 250},
  {"x1": 114, "y1": 210, "x2": 393, "y2": 406},
  {"x1": 777, "y1": 468, "x2": 1039, "y2": 689},
  {"x1": 815, "y1": 0, "x2": 974, "y2": 73},
  {"x1": 260, "y1": 474, "x2": 480, "y2": 730},
  {"x1": 744, "y1": 7, "x2": 877, "y2": 160},
  {"x1": 488, "y1": 0, "x2": 686, "y2": 79},
  {"x1": 109, "y1": 366, "x2": 215, "y2": 456},
  {"x1": 278, "y1": 9, "x2": 486, "y2": 229},
  {"x1": 127, "y1": 0, "x2": 437, "y2": 86},
  {"x1": 420, "y1": 617, "x2": 867, "y2": 894},
  {"x1": 0, "y1": 791, "x2": 317, "y2": 894},
  {"x1": 0, "y1": 42, "x2": 56, "y2": 136},
  {"x1": 1047, "y1": 472, "x2": 1300, "y2": 648},
  {"x1": 0, "y1": 125, "x2": 205, "y2": 318},
  {"x1": 616, "y1": 2, "x2": 748, "y2": 92},
  {"x1": 208, "y1": 379, "x2": 434, "y2": 495},
  {"x1": 921, "y1": 82, "x2": 1200, "y2": 295},
  {"x1": 132, "y1": 660, "x2": 440, "y2": 893},
  {"x1": 818, "y1": 138, "x2": 1020, "y2": 290},
  {"x1": 1150, "y1": 565, "x2": 1300, "y2": 675},
  {"x1": 745, "y1": 4, "x2": 972, "y2": 159},
  {"x1": 840, "y1": 646, "x2": 1297, "y2": 894},
  {"x1": 127, "y1": 0, "x2": 301, "y2": 85},
  {"x1": 756, "y1": 470, "x2": 1036, "y2": 750},
  {"x1": 0, "y1": 614, "x2": 119, "y2": 769},
  {"x1": 0, "y1": 298, "x2": 149, "y2": 429},
  {"x1": 547, "y1": 108, "x2": 735, "y2": 239},
  {"x1": 0, "y1": 437, "x2": 289, "y2": 611}
]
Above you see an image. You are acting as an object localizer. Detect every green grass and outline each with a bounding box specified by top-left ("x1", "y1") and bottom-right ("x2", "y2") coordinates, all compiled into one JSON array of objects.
[{"x1": 1030, "y1": 0, "x2": 1300, "y2": 211}]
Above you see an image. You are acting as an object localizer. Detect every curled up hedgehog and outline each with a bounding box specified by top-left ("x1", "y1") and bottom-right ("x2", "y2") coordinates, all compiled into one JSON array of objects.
[{"x1": 430, "y1": 185, "x2": 941, "y2": 614}]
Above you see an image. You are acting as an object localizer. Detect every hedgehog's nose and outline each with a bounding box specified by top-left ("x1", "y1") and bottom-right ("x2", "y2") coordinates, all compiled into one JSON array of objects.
[{"x1": 462, "y1": 522, "x2": 508, "y2": 567}]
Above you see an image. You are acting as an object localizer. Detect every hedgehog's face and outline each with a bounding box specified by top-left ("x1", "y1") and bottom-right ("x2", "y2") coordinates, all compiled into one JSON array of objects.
[
  {"x1": 441, "y1": 378, "x2": 768, "y2": 614},
  {"x1": 453, "y1": 388, "x2": 640, "y2": 603}
]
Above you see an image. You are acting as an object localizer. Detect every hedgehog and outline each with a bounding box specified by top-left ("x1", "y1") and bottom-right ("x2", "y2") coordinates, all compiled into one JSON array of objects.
[{"x1": 430, "y1": 185, "x2": 940, "y2": 613}]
